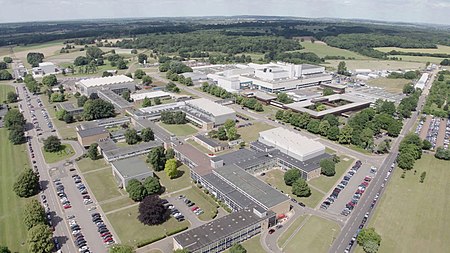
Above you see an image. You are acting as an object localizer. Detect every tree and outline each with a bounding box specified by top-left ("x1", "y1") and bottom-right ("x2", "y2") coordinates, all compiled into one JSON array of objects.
[
  {"x1": 275, "y1": 110, "x2": 284, "y2": 120},
  {"x1": 307, "y1": 119, "x2": 320, "y2": 134},
  {"x1": 86, "y1": 46, "x2": 103, "y2": 59},
  {"x1": 23, "y1": 199, "x2": 46, "y2": 230},
  {"x1": 323, "y1": 114, "x2": 339, "y2": 127},
  {"x1": 3, "y1": 109, "x2": 26, "y2": 130},
  {"x1": 13, "y1": 168, "x2": 39, "y2": 198},
  {"x1": 125, "y1": 129, "x2": 141, "y2": 145},
  {"x1": 327, "y1": 126, "x2": 340, "y2": 141},
  {"x1": 126, "y1": 179, "x2": 148, "y2": 202},
  {"x1": 363, "y1": 240, "x2": 380, "y2": 253},
  {"x1": 0, "y1": 246, "x2": 11, "y2": 253},
  {"x1": 376, "y1": 140, "x2": 390, "y2": 154},
  {"x1": 397, "y1": 151, "x2": 415, "y2": 170},
  {"x1": 140, "y1": 127, "x2": 155, "y2": 142},
  {"x1": 435, "y1": 146, "x2": 450, "y2": 160},
  {"x1": 0, "y1": 62, "x2": 7, "y2": 70},
  {"x1": 357, "y1": 227, "x2": 381, "y2": 252},
  {"x1": 131, "y1": 49, "x2": 138, "y2": 54},
  {"x1": 142, "y1": 75, "x2": 153, "y2": 85},
  {"x1": 138, "y1": 195, "x2": 169, "y2": 225},
  {"x1": 77, "y1": 95, "x2": 89, "y2": 107},
  {"x1": 165, "y1": 148, "x2": 175, "y2": 160},
  {"x1": 154, "y1": 97, "x2": 161, "y2": 105},
  {"x1": 224, "y1": 119, "x2": 236, "y2": 130},
  {"x1": 138, "y1": 53, "x2": 148, "y2": 64},
  {"x1": 110, "y1": 244, "x2": 135, "y2": 253},
  {"x1": 319, "y1": 120, "x2": 331, "y2": 136},
  {"x1": 323, "y1": 87, "x2": 335, "y2": 96},
  {"x1": 87, "y1": 143, "x2": 99, "y2": 160},
  {"x1": 143, "y1": 177, "x2": 161, "y2": 195},
  {"x1": 403, "y1": 71, "x2": 418, "y2": 80},
  {"x1": 284, "y1": 169, "x2": 300, "y2": 186},
  {"x1": 217, "y1": 126, "x2": 228, "y2": 140},
  {"x1": 3, "y1": 56, "x2": 12, "y2": 63},
  {"x1": 9, "y1": 125, "x2": 25, "y2": 144},
  {"x1": 142, "y1": 97, "x2": 152, "y2": 107},
  {"x1": 147, "y1": 146, "x2": 166, "y2": 171},
  {"x1": 422, "y1": 139, "x2": 432, "y2": 150},
  {"x1": 402, "y1": 83, "x2": 415, "y2": 94},
  {"x1": 337, "y1": 61, "x2": 347, "y2": 75},
  {"x1": 134, "y1": 69, "x2": 146, "y2": 79},
  {"x1": 116, "y1": 59, "x2": 127, "y2": 69},
  {"x1": 320, "y1": 158, "x2": 336, "y2": 176},
  {"x1": 63, "y1": 113, "x2": 74, "y2": 123},
  {"x1": 226, "y1": 126, "x2": 238, "y2": 141},
  {"x1": 339, "y1": 125, "x2": 353, "y2": 144},
  {"x1": 43, "y1": 135, "x2": 61, "y2": 152},
  {"x1": 229, "y1": 243, "x2": 247, "y2": 253},
  {"x1": 122, "y1": 90, "x2": 130, "y2": 102},
  {"x1": 50, "y1": 92, "x2": 65, "y2": 102},
  {"x1": 165, "y1": 159, "x2": 179, "y2": 179},
  {"x1": 277, "y1": 93, "x2": 294, "y2": 104},
  {"x1": 26, "y1": 52, "x2": 44, "y2": 67},
  {"x1": 103, "y1": 71, "x2": 113, "y2": 77},
  {"x1": 83, "y1": 99, "x2": 115, "y2": 120},
  {"x1": 27, "y1": 224, "x2": 54, "y2": 253},
  {"x1": 42, "y1": 74, "x2": 57, "y2": 86},
  {"x1": 292, "y1": 178, "x2": 311, "y2": 197},
  {"x1": 0, "y1": 70, "x2": 12, "y2": 80},
  {"x1": 6, "y1": 91, "x2": 18, "y2": 103},
  {"x1": 419, "y1": 171, "x2": 426, "y2": 183}
]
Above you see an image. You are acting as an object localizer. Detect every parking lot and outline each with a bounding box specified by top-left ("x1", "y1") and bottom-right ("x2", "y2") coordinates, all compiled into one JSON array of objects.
[{"x1": 419, "y1": 116, "x2": 450, "y2": 149}]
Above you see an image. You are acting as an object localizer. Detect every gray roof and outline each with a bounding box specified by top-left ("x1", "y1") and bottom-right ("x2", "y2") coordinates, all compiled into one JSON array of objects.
[
  {"x1": 302, "y1": 64, "x2": 323, "y2": 70},
  {"x1": 214, "y1": 165, "x2": 289, "y2": 209},
  {"x1": 174, "y1": 208, "x2": 270, "y2": 252},
  {"x1": 271, "y1": 149, "x2": 331, "y2": 173},
  {"x1": 58, "y1": 102, "x2": 83, "y2": 112},
  {"x1": 98, "y1": 89, "x2": 132, "y2": 110},
  {"x1": 103, "y1": 141, "x2": 162, "y2": 161},
  {"x1": 77, "y1": 126, "x2": 108, "y2": 138},
  {"x1": 195, "y1": 135, "x2": 221, "y2": 148},
  {"x1": 111, "y1": 156, "x2": 153, "y2": 179},
  {"x1": 185, "y1": 98, "x2": 235, "y2": 117},
  {"x1": 97, "y1": 138, "x2": 117, "y2": 152}
]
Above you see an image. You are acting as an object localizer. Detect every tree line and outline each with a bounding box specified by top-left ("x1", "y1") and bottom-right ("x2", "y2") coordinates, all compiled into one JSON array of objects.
[
  {"x1": 200, "y1": 83, "x2": 264, "y2": 112},
  {"x1": 423, "y1": 71, "x2": 450, "y2": 117}
]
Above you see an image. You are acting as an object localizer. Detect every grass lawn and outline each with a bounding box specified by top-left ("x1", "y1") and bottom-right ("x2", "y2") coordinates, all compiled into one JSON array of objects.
[
  {"x1": 366, "y1": 77, "x2": 412, "y2": 93},
  {"x1": 42, "y1": 144, "x2": 75, "y2": 164},
  {"x1": 155, "y1": 164, "x2": 192, "y2": 194},
  {"x1": 0, "y1": 129, "x2": 31, "y2": 252},
  {"x1": 224, "y1": 235, "x2": 264, "y2": 253},
  {"x1": 107, "y1": 205, "x2": 189, "y2": 247},
  {"x1": 100, "y1": 197, "x2": 136, "y2": 213},
  {"x1": 309, "y1": 156, "x2": 354, "y2": 193},
  {"x1": 76, "y1": 158, "x2": 109, "y2": 173},
  {"x1": 356, "y1": 155, "x2": 450, "y2": 253},
  {"x1": 278, "y1": 215, "x2": 308, "y2": 247},
  {"x1": 375, "y1": 45, "x2": 450, "y2": 54},
  {"x1": 324, "y1": 60, "x2": 424, "y2": 71},
  {"x1": 0, "y1": 84, "x2": 14, "y2": 103},
  {"x1": 261, "y1": 170, "x2": 324, "y2": 208},
  {"x1": 261, "y1": 104, "x2": 281, "y2": 118},
  {"x1": 387, "y1": 55, "x2": 444, "y2": 64},
  {"x1": 83, "y1": 167, "x2": 123, "y2": 202},
  {"x1": 187, "y1": 139, "x2": 212, "y2": 154},
  {"x1": 159, "y1": 123, "x2": 198, "y2": 136},
  {"x1": 284, "y1": 216, "x2": 340, "y2": 253},
  {"x1": 237, "y1": 122, "x2": 274, "y2": 143},
  {"x1": 299, "y1": 41, "x2": 369, "y2": 60},
  {"x1": 179, "y1": 186, "x2": 219, "y2": 221}
]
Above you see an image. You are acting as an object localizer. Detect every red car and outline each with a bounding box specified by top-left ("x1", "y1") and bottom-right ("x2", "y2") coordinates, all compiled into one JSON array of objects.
[
  {"x1": 103, "y1": 237, "x2": 113, "y2": 243},
  {"x1": 63, "y1": 204, "x2": 72, "y2": 209},
  {"x1": 364, "y1": 176, "x2": 372, "y2": 182},
  {"x1": 268, "y1": 229, "x2": 275, "y2": 234},
  {"x1": 101, "y1": 232, "x2": 111, "y2": 237},
  {"x1": 361, "y1": 181, "x2": 369, "y2": 187},
  {"x1": 191, "y1": 206, "x2": 199, "y2": 211}
]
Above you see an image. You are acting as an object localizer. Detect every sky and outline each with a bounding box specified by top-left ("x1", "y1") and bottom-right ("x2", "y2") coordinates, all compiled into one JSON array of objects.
[{"x1": 1, "y1": 0, "x2": 450, "y2": 25}]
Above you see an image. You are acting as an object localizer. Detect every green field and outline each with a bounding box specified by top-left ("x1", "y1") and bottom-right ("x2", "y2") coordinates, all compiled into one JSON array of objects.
[
  {"x1": 159, "y1": 123, "x2": 198, "y2": 136},
  {"x1": 237, "y1": 122, "x2": 274, "y2": 143},
  {"x1": 358, "y1": 155, "x2": 450, "y2": 253},
  {"x1": 155, "y1": 164, "x2": 192, "y2": 194},
  {"x1": 77, "y1": 157, "x2": 109, "y2": 173},
  {"x1": 261, "y1": 170, "x2": 324, "y2": 208},
  {"x1": 309, "y1": 156, "x2": 354, "y2": 193},
  {"x1": 107, "y1": 205, "x2": 189, "y2": 247},
  {"x1": 278, "y1": 215, "x2": 308, "y2": 247},
  {"x1": 388, "y1": 55, "x2": 445, "y2": 64},
  {"x1": 324, "y1": 60, "x2": 424, "y2": 71},
  {"x1": 42, "y1": 144, "x2": 75, "y2": 164},
  {"x1": 0, "y1": 129, "x2": 30, "y2": 252},
  {"x1": 179, "y1": 187, "x2": 218, "y2": 221},
  {"x1": 366, "y1": 77, "x2": 412, "y2": 93},
  {"x1": 300, "y1": 41, "x2": 369, "y2": 60},
  {"x1": 83, "y1": 167, "x2": 123, "y2": 202},
  {"x1": 0, "y1": 84, "x2": 14, "y2": 103},
  {"x1": 101, "y1": 197, "x2": 136, "y2": 213},
  {"x1": 375, "y1": 45, "x2": 450, "y2": 54},
  {"x1": 283, "y1": 216, "x2": 340, "y2": 253},
  {"x1": 225, "y1": 235, "x2": 265, "y2": 253}
]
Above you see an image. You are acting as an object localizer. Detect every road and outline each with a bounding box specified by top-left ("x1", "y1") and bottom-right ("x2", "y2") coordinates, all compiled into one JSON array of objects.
[
  {"x1": 329, "y1": 70, "x2": 436, "y2": 253},
  {"x1": 16, "y1": 82, "x2": 112, "y2": 253}
]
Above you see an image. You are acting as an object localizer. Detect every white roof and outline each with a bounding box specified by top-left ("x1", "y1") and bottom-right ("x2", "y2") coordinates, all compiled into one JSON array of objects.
[
  {"x1": 414, "y1": 73, "x2": 429, "y2": 90},
  {"x1": 185, "y1": 98, "x2": 235, "y2": 117},
  {"x1": 131, "y1": 91, "x2": 172, "y2": 101},
  {"x1": 39, "y1": 62, "x2": 54, "y2": 67},
  {"x1": 259, "y1": 127, "x2": 325, "y2": 157},
  {"x1": 78, "y1": 75, "x2": 133, "y2": 88}
]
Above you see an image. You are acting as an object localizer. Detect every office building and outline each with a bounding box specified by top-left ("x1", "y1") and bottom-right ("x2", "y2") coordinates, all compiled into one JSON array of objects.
[
  {"x1": 185, "y1": 98, "x2": 236, "y2": 127},
  {"x1": 75, "y1": 75, "x2": 136, "y2": 96},
  {"x1": 76, "y1": 126, "x2": 109, "y2": 147},
  {"x1": 111, "y1": 157, "x2": 154, "y2": 190}
]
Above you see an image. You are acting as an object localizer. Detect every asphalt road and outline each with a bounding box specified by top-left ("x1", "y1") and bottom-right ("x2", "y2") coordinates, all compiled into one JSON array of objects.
[
  {"x1": 329, "y1": 70, "x2": 436, "y2": 253},
  {"x1": 16, "y1": 83, "x2": 111, "y2": 253}
]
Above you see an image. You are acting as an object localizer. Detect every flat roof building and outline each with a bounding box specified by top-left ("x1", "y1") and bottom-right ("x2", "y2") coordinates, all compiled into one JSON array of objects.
[
  {"x1": 76, "y1": 126, "x2": 109, "y2": 147},
  {"x1": 97, "y1": 89, "x2": 133, "y2": 111},
  {"x1": 130, "y1": 91, "x2": 172, "y2": 101},
  {"x1": 103, "y1": 141, "x2": 162, "y2": 162},
  {"x1": 185, "y1": 98, "x2": 236, "y2": 127},
  {"x1": 415, "y1": 73, "x2": 429, "y2": 90},
  {"x1": 57, "y1": 102, "x2": 84, "y2": 116},
  {"x1": 76, "y1": 75, "x2": 136, "y2": 96},
  {"x1": 111, "y1": 157, "x2": 154, "y2": 190},
  {"x1": 173, "y1": 208, "x2": 274, "y2": 253},
  {"x1": 259, "y1": 127, "x2": 325, "y2": 162}
]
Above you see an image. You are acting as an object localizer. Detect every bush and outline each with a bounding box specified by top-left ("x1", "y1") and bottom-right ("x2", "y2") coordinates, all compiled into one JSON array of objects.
[
  {"x1": 165, "y1": 226, "x2": 188, "y2": 236},
  {"x1": 136, "y1": 235, "x2": 166, "y2": 247},
  {"x1": 419, "y1": 171, "x2": 426, "y2": 183}
]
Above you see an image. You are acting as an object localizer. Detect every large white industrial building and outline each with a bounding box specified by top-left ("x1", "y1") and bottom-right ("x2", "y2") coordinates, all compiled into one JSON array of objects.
[
  {"x1": 258, "y1": 127, "x2": 325, "y2": 161},
  {"x1": 76, "y1": 75, "x2": 136, "y2": 96},
  {"x1": 414, "y1": 73, "x2": 429, "y2": 90},
  {"x1": 205, "y1": 62, "x2": 332, "y2": 92},
  {"x1": 184, "y1": 98, "x2": 236, "y2": 127}
]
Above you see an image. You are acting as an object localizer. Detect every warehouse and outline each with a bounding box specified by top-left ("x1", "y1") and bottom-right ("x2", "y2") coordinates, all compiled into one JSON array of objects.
[
  {"x1": 415, "y1": 73, "x2": 429, "y2": 90},
  {"x1": 184, "y1": 98, "x2": 236, "y2": 127},
  {"x1": 75, "y1": 75, "x2": 136, "y2": 96},
  {"x1": 130, "y1": 90, "x2": 172, "y2": 101},
  {"x1": 173, "y1": 208, "x2": 274, "y2": 253},
  {"x1": 111, "y1": 157, "x2": 154, "y2": 190},
  {"x1": 259, "y1": 127, "x2": 325, "y2": 162}
]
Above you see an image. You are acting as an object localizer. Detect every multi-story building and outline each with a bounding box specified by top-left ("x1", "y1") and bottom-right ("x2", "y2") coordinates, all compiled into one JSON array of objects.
[{"x1": 75, "y1": 75, "x2": 136, "y2": 96}]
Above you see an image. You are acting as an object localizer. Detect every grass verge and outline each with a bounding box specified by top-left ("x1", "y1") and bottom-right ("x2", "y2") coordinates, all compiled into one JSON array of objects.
[
  {"x1": 159, "y1": 123, "x2": 198, "y2": 136},
  {"x1": 42, "y1": 144, "x2": 75, "y2": 164},
  {"x1": 77, "y1": 158, "x2": 109, "y2": 173},
  {"x1": 237, "y1": 122, "x2": 274, "y2": 143},
  {"x1": 309, "y1": 156, "x2": 354, "y2": 193},
  {"x1": 277, "y1": 215, "x2": 308, "y2": 248},
  {"x1": 0, "y1": 84, "x2": 14, "y2": 102}
]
